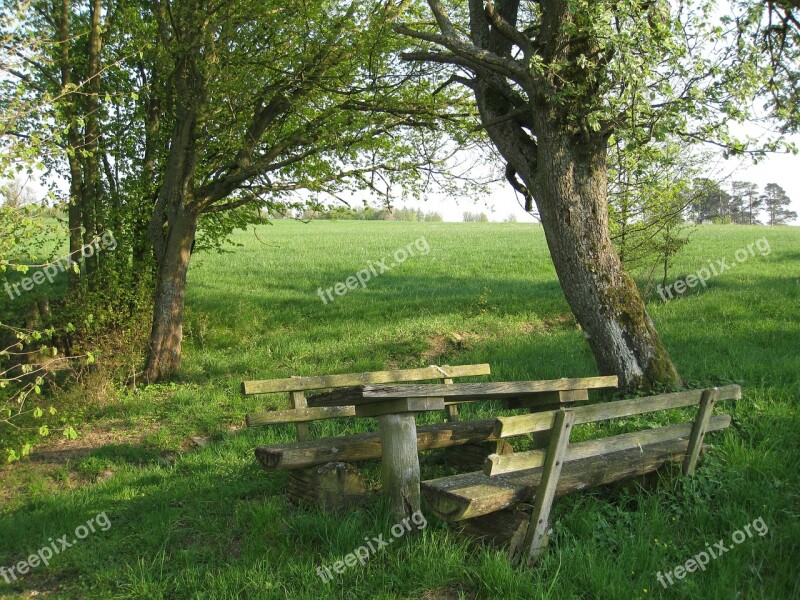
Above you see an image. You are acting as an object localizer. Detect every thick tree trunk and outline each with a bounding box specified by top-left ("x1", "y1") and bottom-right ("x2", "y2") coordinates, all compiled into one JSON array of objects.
[
  {"x1": 528, "y1": 125, "x2": 680, "y2": 390},
  {"x1": 143, "y1": 203, "x2": 198, "y2": 382},
  {"x1": 141, "y1": 36, "x2": 205, "y2": 382}
]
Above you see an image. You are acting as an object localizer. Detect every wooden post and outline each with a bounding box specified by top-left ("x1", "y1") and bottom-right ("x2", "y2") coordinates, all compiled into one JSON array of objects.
[
  {"x1": 683, "y1": 387, "x2": 719, "y2": 475},
  {"x1": 518, "y1": 409, "x2": 575, "y2": 568},
  {"x1": 439, "y1": 364, "x2": 458, "y2": 422},
  {"x1": 290, "y1": 390, "x2": 310, "y2": 442},
  {"x1": 444, "y1": 382, "x2": 459, "y2": 421},
  {"x1": 377, "y1": 412, "x2": 421, "y2": 519}
]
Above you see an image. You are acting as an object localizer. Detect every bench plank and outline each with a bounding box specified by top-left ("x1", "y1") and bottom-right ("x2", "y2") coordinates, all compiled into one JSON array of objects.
[
  {"x1": 243, "y1": 364, "x2": 491, "y2": 395},
  {"x1": 354, "y1": 397, "x2": 445, "y2": 418},
  {"x1": 307, "y1": 377, "x2": 619, "y2": 406},
  {"x1": 254, "y1": 418, "x2": 500, "y2": 471},
  {"x1": 493, "y1": 384, "x2": 741, "y2": 438},
  {"x1": 485, "y1": 414, "x2": 731, "y2": 476},
  {"x1": 422, "y1": 422, "x2": 729, "y2": 521},
  {"x1": 246, "y1": 406, "x2": 357, "y2": 427}
]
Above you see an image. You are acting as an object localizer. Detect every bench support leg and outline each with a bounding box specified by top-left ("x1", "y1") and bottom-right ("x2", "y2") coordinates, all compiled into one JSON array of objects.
[
  {"x1": 683, "y1": 388, "x2": 719, "y2": 475},
  {"x1": 378, "y1": 412, "x2": 421, "y2": 519},
  {"x1": 442, "y1": 376, "x2": 459, "y2": 422},
  {"x1": 290, "y1": 390, "x2": 310, "y2": 442},
  {"x1": 517, "y1": 409, "x2": 575, "y2": 568}
]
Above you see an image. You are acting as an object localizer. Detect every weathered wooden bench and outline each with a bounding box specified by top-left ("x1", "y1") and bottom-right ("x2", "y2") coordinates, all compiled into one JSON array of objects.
[
  {"x1": 245, "y1": 364, "x2": 493, "y2": 509},
  {"x1": 420, "y1": 384, "x2": 741, "y2": 567},
  {"x1": 246, "y1": 365, "x2": 617, "y2": 513}
]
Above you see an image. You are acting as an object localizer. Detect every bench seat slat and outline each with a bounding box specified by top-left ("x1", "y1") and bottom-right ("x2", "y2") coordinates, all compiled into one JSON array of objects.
[
  {"x1": 246, "y1": 406, "x2": 357, "y2": 427},
  {"x1": 254, "y1": 418, "x2": 499, "y2": 471},
  {"x1": 422, "y1": 416, "x2": 731, "y2": 522},
  {"x1": 307, "y1": 377, "x2": 618, "y2": 406}
]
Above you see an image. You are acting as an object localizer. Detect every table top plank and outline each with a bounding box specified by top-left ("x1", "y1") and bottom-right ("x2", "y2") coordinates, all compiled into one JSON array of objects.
[{"x1": 307, "y1": 377, "x2": 618, "y2": 407}]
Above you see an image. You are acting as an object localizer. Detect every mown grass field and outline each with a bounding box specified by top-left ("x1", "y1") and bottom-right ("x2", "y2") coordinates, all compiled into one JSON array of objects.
[{"x1": 1, "y1": 221, "x2": 798, "y2": 599}]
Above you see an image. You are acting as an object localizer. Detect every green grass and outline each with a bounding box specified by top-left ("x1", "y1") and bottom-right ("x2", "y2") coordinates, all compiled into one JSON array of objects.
[{"x1": 1, "y1": 221, "x2": 798, "y2": 599}]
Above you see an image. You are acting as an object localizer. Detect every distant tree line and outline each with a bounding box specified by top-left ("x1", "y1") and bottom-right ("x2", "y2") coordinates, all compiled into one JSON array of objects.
[
  {"x1": 462, "y1": 212, "x2": 489, "y2": 222},
  {"x1": 296, "y1": 206, "x2": 443, "y2": 222},
  {"x1": 688, "y1": 180, "x2": 796, "y2": 226}
]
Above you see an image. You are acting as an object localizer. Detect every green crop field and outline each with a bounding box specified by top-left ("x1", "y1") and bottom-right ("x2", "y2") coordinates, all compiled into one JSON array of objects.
[{"x1": 1, "y1": 221, "x2": 798, "y2": 599}]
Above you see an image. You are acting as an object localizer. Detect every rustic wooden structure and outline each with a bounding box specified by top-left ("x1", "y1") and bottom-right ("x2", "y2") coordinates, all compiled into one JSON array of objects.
[
  {"x1": 251, "y1": 369, "x2": 614, "y2": 518},
  {"x1": 420, "y1": 384, "x2": 741, "y2": 567}
]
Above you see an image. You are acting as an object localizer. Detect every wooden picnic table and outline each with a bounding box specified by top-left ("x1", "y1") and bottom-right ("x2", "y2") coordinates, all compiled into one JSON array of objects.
[{"x1": 307, "y1": 377, "x2": 616, "y2": 518}]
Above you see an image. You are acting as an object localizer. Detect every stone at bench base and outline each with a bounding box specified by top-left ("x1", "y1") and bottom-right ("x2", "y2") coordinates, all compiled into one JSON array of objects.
[
  {"x1": 444, "y1": 440, "x2": 514, "y2": 470},
  {"x1": 286, "y1": 462, "x2": 368, "y2": 512},
  {"x1": 456, "y1": 508, "x2": 533, "y2": 556}
]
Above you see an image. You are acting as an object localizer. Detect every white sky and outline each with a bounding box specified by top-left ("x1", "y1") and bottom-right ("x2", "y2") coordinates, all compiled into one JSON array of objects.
[{"x1": 395, "y1": 138, "x2": 800, "y2": 223}]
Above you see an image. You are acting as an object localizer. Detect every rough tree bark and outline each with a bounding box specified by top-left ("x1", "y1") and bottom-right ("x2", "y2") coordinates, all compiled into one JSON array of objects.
[{"x1": 144, "y1": 202, "x2": 198, "y2": 381}]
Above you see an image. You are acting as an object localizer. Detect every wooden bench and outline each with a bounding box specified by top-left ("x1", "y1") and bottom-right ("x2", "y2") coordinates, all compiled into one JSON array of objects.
[
  {"x1": 420, "y1": 384, "x2": 741, "y2": 567},
  {"x1": 246, "y1": 366, "x2": 616, "y2": 513},
  {"x1": 244, "y1": 363, "x2": 491, "y2": 432},
  {"x1": 245, "y1": 364, "x2": 492, "y2": 509}
]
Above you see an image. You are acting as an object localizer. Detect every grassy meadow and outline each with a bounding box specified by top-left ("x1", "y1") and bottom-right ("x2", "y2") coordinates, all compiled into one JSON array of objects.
[{"x1": 0, "y1": 220, "x2": 798, "y2": 599}]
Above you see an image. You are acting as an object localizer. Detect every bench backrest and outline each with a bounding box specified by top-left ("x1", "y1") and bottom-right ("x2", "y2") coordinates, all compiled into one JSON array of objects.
[
  {"x1": 485, "y1": 384, "x2": 742, "y2": 476},
  {"x1": 485, "y1": 384, "x2": 741, "y2": 565},
  {"x1": 243, "y1": 363, "x2": 491, "y2": 439}
]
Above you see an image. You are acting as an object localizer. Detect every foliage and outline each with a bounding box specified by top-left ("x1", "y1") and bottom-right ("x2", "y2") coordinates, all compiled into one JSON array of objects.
[
  {"x1": 687, "y1": 178, "x2": 796, "y2": 226},
  {"x1": 302, "y1": 205, "x2": 444, "y2": 221},
  {"x1": 732, "y1": 0, "x2": 800, "y2": 132},
  {"x1": 761, "y1": 182, "x2": 798, "y2": 225},
  {"x1": 0, "y1": 205, "x2": 85, "y2": 462},
  {"x1": 608, "y1": 141, "x2": 699, "y2": 282},
  {"x1": 463, "y1": 212, "x2": 489, "y2": 223}
]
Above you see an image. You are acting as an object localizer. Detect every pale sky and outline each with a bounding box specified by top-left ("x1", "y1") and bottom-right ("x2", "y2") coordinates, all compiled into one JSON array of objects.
[{"x1": 395, "y1": 140, "x2": 800, "y2": 224}]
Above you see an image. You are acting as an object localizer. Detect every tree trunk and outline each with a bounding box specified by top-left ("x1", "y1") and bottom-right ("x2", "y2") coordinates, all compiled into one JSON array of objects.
[
  {"x1": 530, "y1": 126, "x2": 679, "y2": 390},
  {"x1": 81, "y1": 0, "x2": 104, "y2": 279},
  {"x1": 143, "y1": 203, "x2": 198, "y2": 382},
  {"x1": 57, "y1": 0, "x2": 83, "y2": 294},
  {"x1": 394, "y1": 0, "x2": 680, "y2": 390}
]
